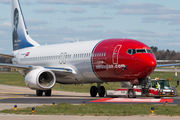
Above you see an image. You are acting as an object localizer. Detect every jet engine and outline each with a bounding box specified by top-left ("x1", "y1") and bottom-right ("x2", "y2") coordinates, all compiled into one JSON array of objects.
[{"x1": 25, "y1": 68, "x2": 56, "y2": 90}]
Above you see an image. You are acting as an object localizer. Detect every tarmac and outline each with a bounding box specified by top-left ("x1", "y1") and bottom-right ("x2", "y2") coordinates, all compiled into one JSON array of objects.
[
  {"x1": 0, "y1": 84, "x2": 180, "y2": 120},
  {"x1": 0, "y1": 114, "x2": 180, "y2": 120}
]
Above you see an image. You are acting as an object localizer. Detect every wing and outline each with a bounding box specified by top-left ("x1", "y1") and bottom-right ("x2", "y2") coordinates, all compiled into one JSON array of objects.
[
  {"x1": 0, "y1": 63, "x2": 74, "y2": 75},
  {"x1": 156, "y1": 63, "x2": 180, "y2": 68},
  {"x1": 0, "y1": 53, "x2": 14, "y2": 58},
  {"x1": 0, "y1": 63, "x2": 32, "y2": 70}
]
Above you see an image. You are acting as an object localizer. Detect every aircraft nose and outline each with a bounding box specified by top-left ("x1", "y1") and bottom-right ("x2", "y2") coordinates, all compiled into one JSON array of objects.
[
  {"x1": 148, "y1": 56, "x2": 156, "y2": 67},
  {"x1": 148, "y1": 54, "x2": 157, "y2": 67},
  {"x1": 141, "y1": 54, "x2": 157, "y2": 68},
  {"x1": 135, "y1": 53, "x2": 157, "y2": 78}
]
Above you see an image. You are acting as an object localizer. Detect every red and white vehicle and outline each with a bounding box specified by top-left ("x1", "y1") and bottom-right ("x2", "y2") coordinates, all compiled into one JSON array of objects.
[{"x1": 106, "y1": 78, "x2": 178, "y2": 98}]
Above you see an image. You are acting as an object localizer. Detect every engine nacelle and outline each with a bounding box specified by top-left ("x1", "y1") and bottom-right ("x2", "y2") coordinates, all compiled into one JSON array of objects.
[{"x1": 25, "y1": 68, "x2": 56, "y2": 90}]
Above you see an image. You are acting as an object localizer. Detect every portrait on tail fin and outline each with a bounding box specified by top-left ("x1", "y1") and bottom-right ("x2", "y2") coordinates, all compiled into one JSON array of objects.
[{"x1": 13, "y1": 8, "x2": 19, "y2": 51}]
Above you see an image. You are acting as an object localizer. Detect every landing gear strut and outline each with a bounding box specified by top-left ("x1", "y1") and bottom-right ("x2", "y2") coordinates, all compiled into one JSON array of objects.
[
  {"x1": 90, "y1": 83, "x2": 105, "y2": 97},
  {"x1": 36, "y1": 89, "x2": 52, "y2": 96}
]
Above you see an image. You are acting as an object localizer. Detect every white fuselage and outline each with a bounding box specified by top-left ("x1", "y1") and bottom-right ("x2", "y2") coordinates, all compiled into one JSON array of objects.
[{"x1": 12, "y1": 40, "x2": 103, "y2": 84}]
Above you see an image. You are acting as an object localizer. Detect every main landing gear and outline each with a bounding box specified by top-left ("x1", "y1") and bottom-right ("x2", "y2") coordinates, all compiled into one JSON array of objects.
[
  {"x1": 90, "y1": 83, "x2": 105, "y2": 97},
  {"x1": 36, "y1": 89, "x2": 52, "y2": 96}
]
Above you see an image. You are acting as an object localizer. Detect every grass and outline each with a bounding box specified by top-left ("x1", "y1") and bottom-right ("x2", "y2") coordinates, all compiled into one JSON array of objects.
[
  {"x1": 0, "y1": 71, "x2": 179, "y2": 93},
  {"x1": 1, "y1": 103, "x2": 180, "y2": 116},
  {"x1": 0, "y1": 72, "x2": 25, "y2": 87}
]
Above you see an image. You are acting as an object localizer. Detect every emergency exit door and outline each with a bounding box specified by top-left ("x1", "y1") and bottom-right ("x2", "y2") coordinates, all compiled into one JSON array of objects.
[{"x1": 112, "y1": 45, "x2": 122, "y2": 65}]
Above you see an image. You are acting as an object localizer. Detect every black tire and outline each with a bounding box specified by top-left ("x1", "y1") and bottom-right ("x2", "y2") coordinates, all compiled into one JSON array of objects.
[
  {"x1": 45, "y1": 89, "x2": 52, "y2": 96},
  {"x1": 128, "y1": 90, "x2": 134, "y2": 98},
  {"x1": 98, "y1": 86, "x2": 105, "y2": 97},
  {"x1": 36, "y1": 90, "x2": 43, "y2": 96},
  {"x1": 90, "y1": 86, "x2": 97, "y2": 97},
  {"x1": 172, "y1": 86, "x2": 178, "y2": 96},
  {"x1": 154, "y1": 97, "x2": 161, "y2": 99}
]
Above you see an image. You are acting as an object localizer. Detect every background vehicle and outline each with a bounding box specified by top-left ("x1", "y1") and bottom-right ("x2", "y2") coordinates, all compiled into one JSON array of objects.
[{"x1": 106, "y1": 78, "x2": 179, "y2": 98}]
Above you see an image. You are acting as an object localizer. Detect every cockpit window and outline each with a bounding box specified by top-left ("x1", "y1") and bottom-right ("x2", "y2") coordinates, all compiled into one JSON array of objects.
[
  {"x1": 132, "y1": 49, "x2": 136, "y2": 54},
  {"x1": 127, "y1": 49, "x2": 132, "y2": 54},
  {"x1": 147, "y1": 49, "x2": 153, "y2": 53},
  {"x1": 136, "y1": 49, "x2": 146, "y2": 53},
  {"x1": 127, "y1": 49, "x2": 153, "y2": 55}
]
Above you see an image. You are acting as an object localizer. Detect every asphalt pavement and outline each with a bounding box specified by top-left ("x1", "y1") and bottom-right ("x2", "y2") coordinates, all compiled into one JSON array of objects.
[{"x1": 0, "y1": 84, "x2": 180, "y2": 120}]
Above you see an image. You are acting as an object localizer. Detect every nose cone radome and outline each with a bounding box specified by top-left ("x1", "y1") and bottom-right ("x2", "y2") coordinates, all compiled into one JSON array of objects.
[
  {"x1": 137, "y1": 53, "x2": 157, "y2": 77},
  {"x1": 143, "y1": 54, "x2": 157, "y2": 71},
  {"x1": 147, "y1": 54, "x2": 157, "y2": 68}
]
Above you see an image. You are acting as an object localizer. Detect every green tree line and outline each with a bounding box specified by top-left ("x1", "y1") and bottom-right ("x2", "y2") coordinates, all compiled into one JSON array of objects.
[{"x1": 151, "y1": 46, "x2": 180, "y2": 60}]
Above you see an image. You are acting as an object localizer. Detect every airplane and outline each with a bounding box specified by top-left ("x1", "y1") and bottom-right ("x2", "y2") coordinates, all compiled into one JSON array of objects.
[{"x1": 0, "y1": 0, "x2": 175, "y2": 97}]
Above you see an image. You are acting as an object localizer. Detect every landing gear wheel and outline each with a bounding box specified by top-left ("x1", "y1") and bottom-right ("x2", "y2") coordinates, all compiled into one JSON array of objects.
[
  {"x1": 98, "y1": 86, "x2": 105, "y2": 97},
  {"x1": 90, "y1": 86, "x2": 97, "y2": 97},
  {"x1": 45, "y1": 89, "x2": 52, "y2": 96},
  {"x1": 36, "y1": 90, "x2": 43, "y2": 96},
  {"x1": 154, "y1": 97, "x2": 161, "y2": 99},
  {"x1": 128, "y1": 90, "x2": 134, "y2": 98}
]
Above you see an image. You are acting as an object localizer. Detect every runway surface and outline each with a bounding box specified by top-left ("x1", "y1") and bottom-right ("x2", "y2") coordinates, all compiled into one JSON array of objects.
[
  {"x1": 1, "y1": 84, "x2": 180, "y2": 120},
  {"x1": 0, "y1": 84, "x2": 180, "y2": 106}
]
